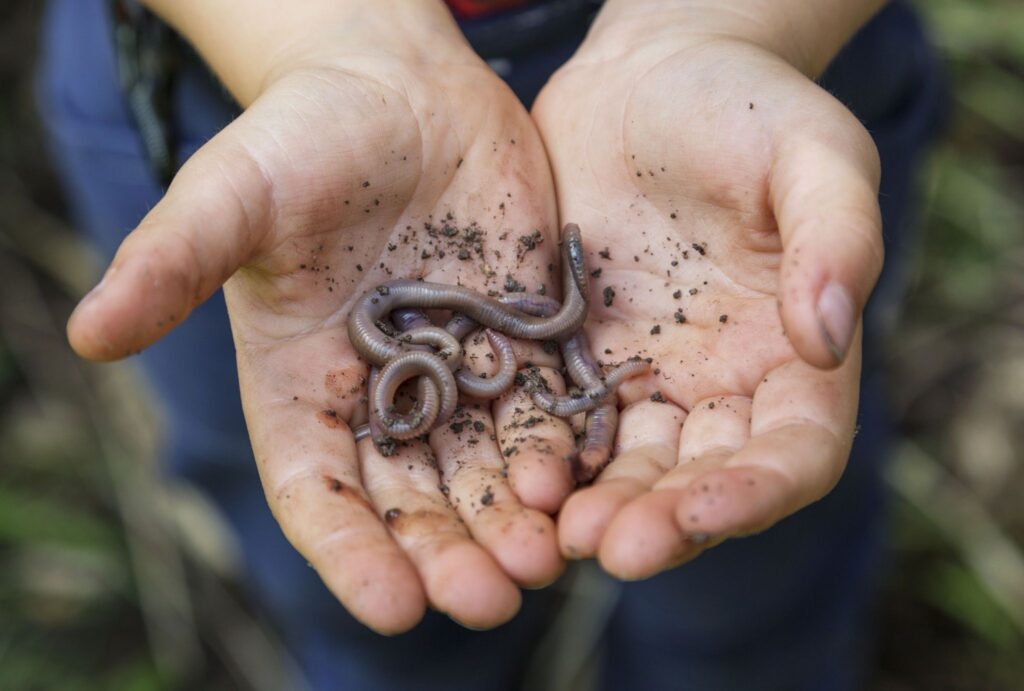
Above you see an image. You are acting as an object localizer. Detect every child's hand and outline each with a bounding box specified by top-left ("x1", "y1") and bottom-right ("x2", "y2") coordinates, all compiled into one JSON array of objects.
[
  {"x1": 68, "y1": 1, "x2": 569, "y2": 633},
  {"x1": 533, "y1": 13, "x2": 883, "y2": 577}
]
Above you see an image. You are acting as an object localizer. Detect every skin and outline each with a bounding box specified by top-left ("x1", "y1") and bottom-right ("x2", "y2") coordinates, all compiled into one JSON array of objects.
[
  {"x1": 498, "y1": 293, "x2": 638, "y2": 479},
  {"x1": 532, "y1": 2, "x2": 886, "y2": 577},
  {"x1": 69, "y1": 0, "x2": 571, "y2": 633},
  {"x1": 68, "y1": 0, "x2": 889, "y2": 634}
]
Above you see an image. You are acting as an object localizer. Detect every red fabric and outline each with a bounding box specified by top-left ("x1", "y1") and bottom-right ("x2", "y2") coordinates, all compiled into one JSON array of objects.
[{"x1": 445, "y1": 0, "x2": 530, "y2": 19}]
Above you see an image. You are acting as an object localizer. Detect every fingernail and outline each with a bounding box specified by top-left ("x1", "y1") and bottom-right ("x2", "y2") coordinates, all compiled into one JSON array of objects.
[{"x1": 816, "y1": 281, "x2": 855, "y2": 363}]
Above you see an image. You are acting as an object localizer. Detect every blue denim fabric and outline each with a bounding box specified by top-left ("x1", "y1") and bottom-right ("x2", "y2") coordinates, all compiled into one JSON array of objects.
[{"x1": 37, "y1": 1, "x2": 945, "y2": 689}]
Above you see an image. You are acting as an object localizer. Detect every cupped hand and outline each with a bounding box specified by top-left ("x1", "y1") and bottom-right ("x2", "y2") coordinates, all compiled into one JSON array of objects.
[
  {"x1": 533, "y1": 32, "x2": 883, "y2": 578},
  {"x1": 67, "y1": 28, "x2": 574, "y2": 632}
]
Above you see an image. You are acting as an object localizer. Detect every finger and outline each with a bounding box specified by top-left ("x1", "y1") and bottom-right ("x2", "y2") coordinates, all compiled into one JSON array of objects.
[
  {"x1": 771, "y1": 105, "x2": 883, "y2": 369},
  {"x1": 360, "y1": 434, "x2": 523, "y2": 630},
  {"x1": 429, "y1": 403, "x2": 564, "y2": 588},
  {"x1": 493, "y1": 366, "x2": 577, "y2": 514},
  {"x1": 66, "y1": 110, "x2": 278, "y2": 361},
  {"x1": 557, "y1": 400, "x2": 685, "y2": 559},
  {"x1": 674, "y1": 343, "x2": 861, "y2": 539},
  {"x1": 247, "y1": 385, "x2": 427, "y2": 635},
  {"x1": 597, "y1": 396, "x2": 751, "y2": 579}
]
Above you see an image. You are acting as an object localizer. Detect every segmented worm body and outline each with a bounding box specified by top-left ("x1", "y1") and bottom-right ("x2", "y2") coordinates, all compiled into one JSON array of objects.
[
  {"x1": 507, "y1": 295, "x2": 648, "y2": 481},
  {"x1": 361, "y1": 308, "x2": 518, "y2": 439},
  {"x1": 346, "y1": 223, "x2": 646, "y2": 477},
  {"x1": 348, "y1": 224, "x2": 588, "y2": 365},
  {"x1": 504, "y1": 294, "x2": 650, "y2": 417},
  {"x1": 529, "y1": 358, "x2": 650, "y2": 416}
]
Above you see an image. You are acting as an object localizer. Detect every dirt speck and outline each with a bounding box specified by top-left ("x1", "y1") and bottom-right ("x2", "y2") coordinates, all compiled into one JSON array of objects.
[{"x1": 603, "y1": 286, "x2": 616, "y2": 307}]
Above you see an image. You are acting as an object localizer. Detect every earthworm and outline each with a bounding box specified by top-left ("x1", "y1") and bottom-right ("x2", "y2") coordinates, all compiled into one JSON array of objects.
[
  {"x1": 347, "y1": 223, "x2": 642, "y2": 456},
  {"x1": 562, "y1": 332, "x2": 619, "y2": 482},
  {"x1": 454, "y1": 329, "x2": 519, "y2": 399},
  {"x1": 529, "y1": 358, "x2": 650, "y2": 417},
  {"x1": 391, "y1": 308, "x2": 519, "y2": 400},
  {"x1": 353, "y1": 363, "x2": 437, "y2": 445},
  {"x1": 372, "y1": 351, "x2": 457, "y2": 440},
  {"x1": 443, "y1": 312, "x2": 476, "y2": 341},
  {"x1": 556, "y1": 328, "x2": 620, "y2": 482},
  {"x1": 390, "y1": 307, "x2": 433, "y2": 334},
  {"x1": 363, "y1": 317, "x2": 517, "y2": 443},
  {"x1": 576, "y1": 403, "x2": 618, "y2": 483},
  {"x1": 356, "y1": 223, "x2": 586, "y2": 436},
  {"x1": 504, "y1": 294, "x2": 639, "y2": 481},
  {"x1": 560, "y1": 329, "x2": 603, "y2": 389},
  {"x1": 347, "y1": 223, "x2": 589, "y2": 368},
  {"x1": 503, "y1": 294, "x2": 648, "y2": 417},
  {"x1": 392, "y1": 326, "x2": 463, "y2": 369}
]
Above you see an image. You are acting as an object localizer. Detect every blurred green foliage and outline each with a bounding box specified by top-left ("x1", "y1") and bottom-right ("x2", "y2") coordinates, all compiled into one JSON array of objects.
[{"x1": 875, "y1": 0, "x2": 1024, "y2": 687}]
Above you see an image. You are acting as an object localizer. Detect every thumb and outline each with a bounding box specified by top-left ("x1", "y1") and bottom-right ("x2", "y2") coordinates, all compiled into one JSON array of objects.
[
  {"x1": 67, "y1": 119, "x2": 275, "y2": 361},
  {"x1": 770, "y1": 119, "x2": 883, "y2": 369}
]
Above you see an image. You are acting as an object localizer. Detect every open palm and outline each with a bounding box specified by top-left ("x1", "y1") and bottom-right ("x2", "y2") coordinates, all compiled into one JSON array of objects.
[
  {"x1": 68, "y1": 55, "x2": 579, "y2": 632},
  {"x1": 533, "y1": 37, "x2": 884, "y2": 578}
]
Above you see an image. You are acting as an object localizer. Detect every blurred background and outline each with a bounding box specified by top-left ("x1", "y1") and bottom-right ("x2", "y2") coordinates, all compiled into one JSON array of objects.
[{"x1": 1, "y1": 0, "x2": 1022, "y2": 689}]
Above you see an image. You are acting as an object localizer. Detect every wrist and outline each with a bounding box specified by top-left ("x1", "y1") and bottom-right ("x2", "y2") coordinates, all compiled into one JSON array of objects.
[
  {"x1": 139, "y1": 0, "x2": 474, "y2": 105},
  {"x1": 580, "y1": 0, "x2": 887, "y2": 78}
]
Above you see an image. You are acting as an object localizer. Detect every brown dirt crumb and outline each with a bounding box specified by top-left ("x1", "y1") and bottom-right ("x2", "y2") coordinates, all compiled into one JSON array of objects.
[{"x1": 603, "y1": 286, "x2": 616, "y2": 307}]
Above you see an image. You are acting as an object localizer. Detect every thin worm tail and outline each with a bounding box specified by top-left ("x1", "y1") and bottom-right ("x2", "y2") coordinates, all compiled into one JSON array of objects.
[{"x1": 530, "y1": 358, "x2": 650, "y2": 416}]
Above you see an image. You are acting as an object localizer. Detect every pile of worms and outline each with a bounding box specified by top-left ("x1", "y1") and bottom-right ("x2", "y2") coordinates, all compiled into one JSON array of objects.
[{"x1": 347, "y1": 223, "x2": 648, "y2": 482}]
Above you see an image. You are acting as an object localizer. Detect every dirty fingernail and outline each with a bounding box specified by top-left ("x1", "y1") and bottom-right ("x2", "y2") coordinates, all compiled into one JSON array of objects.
[{"x1": 816, "y1": 281, "x2": 855, "y2": 363}]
